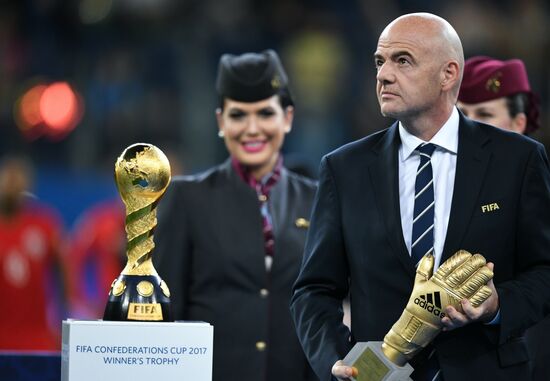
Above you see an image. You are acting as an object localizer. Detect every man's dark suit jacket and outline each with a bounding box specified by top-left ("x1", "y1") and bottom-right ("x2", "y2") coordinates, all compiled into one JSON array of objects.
[
  {"x1": 290, "y1": 114, "x2": 550, "y2": 381},
  {"x1": 154, "y1": 159, "x2": 318, "y2": 381}
]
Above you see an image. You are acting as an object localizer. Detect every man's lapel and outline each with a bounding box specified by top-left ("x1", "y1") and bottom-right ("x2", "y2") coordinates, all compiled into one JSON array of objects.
[
  {"x1": 441, "y1": 115, "x2": 491, "y2": 262},
  {"x1": 369, "y1": 122, "x2": 416, "y2": 277}
]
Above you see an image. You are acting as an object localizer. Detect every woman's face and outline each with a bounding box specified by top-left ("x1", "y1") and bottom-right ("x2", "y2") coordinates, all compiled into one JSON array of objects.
[
  {"x1": 217, "y1": 95, "x2": 293, "y2": 179},
  {"x1": 457, "y1": 97, "x2": 526, "y2": 134}
]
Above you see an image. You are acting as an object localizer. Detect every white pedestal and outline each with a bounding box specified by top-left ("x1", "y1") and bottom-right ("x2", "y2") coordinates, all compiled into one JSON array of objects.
[{"x1": 61, "y1": 319, "x2": 213, "y2": 381}]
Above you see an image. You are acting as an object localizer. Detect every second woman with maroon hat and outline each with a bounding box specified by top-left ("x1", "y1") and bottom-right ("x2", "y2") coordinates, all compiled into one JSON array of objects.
[{"x1": 457, "y1": 56, "x2": 540, "y2": 135}]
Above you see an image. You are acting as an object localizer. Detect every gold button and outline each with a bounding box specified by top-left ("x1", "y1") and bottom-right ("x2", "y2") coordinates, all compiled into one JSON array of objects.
[
  {"x1": 258, "y1": 194, "x2": 267, "y2": 202},
  {"x1": 256, "y1": 341, "x2": 266, "y2": 351},
  {"x1": 295, "y1": 218, "x2": 309, "y2": 228},
  {"x1": 260, "y1": 288, "x2": 269, "y2": 298}
]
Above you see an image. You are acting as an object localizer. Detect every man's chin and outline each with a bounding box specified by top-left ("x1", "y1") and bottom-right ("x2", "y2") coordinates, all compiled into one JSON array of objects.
[{"x1": 380, "y1": 107, "x2": 400, "y2": 119}]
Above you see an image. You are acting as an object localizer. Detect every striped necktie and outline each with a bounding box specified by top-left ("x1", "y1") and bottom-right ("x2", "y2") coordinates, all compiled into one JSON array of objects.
[
  {"x1": 411, "y1": 144, "x2": 443, "y2": 380},
  {"x1": 411, "y1": 143, "x2": 436, "y2": 266}
]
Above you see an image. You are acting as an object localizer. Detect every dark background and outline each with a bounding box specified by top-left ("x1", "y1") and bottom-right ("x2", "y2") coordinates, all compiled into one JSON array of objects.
[{"x1": 1, "y1": 0, "x2": 549, "y2": 227}]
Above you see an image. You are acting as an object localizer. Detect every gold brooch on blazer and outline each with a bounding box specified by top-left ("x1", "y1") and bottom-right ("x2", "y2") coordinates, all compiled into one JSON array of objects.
[
  {"x1": 295, "y1": 218, "x2": 310, "y2": 229},
  {"x1": 481, "y1": 202, "x2": 500, "y2": 213}
]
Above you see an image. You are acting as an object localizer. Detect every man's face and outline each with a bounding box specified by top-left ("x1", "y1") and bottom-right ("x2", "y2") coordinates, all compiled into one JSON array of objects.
[
  {"x1": 457, "y1": 98, "x2": 526, "y2": 134},
  {"x1": 374, "y1": 25, "x2": 444, "y2": 121}
]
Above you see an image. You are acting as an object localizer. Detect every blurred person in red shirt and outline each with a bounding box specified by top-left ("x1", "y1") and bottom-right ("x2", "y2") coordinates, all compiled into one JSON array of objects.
[
  {"x1": 66, "y1": 199, "x2": 125, "y2": 319},
  {"x1": 0, "y1": 155, "x2": 65, "y2": 350}
]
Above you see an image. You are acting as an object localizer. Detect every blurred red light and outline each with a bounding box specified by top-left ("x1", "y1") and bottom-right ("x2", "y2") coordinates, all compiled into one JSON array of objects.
[
  {"x1": 39, "y1": 82, "x2": 79, "y2": 132},
  {"x1": 18, "y1": 84, "x2": 47, "y2": 130},
  {"x1": 14, "y1": 81, "x2": 84, "y2": 141}
]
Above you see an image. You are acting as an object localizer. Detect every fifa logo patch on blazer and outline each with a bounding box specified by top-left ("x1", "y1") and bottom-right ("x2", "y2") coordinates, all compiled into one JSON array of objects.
[
  {"x1": 295, "y1": 218, "x2": 310, "y2": 229},
  {"x1": 481, "y1": 202, "x2": 500, "y2": 213}
]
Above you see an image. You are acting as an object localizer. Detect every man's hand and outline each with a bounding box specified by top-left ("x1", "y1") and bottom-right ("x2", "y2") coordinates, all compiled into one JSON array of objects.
[
  {"x1": 442, "y1": 262, "x2": 499, "y2": 331},
  {"x1": 332, "y1": 360, "x2": 358, "y2": 380}
]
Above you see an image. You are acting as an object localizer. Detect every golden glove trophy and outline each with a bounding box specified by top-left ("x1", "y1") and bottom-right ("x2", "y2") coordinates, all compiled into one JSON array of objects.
[
  {"x1": 343, "y1": 250, "x2": 493, "y2": 380},
  {"x1": 103, "y1": 143, "x2": 173, "y2": 322}
]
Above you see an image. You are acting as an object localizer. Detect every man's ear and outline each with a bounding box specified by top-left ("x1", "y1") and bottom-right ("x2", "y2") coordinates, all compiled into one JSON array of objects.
[{"x1": 441, "y1": 60, "x2": 460, "y2": 92}]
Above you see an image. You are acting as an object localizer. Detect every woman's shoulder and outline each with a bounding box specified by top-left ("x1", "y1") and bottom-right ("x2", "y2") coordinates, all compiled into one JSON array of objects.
[
  {"x1": 283, "y1": 168, "x2": 318, "y2": 192},
  {"x1": 170, "y1": 162, "x2": 228, "y2": 187}
]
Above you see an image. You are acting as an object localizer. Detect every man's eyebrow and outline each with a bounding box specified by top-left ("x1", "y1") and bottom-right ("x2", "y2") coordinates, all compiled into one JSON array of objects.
[
  {"x1": 390, "y1": 50, "x2": 413, "y2": 59},
  {"x1": 373, "y1": 50, "x2": 414, "y2": 60}
]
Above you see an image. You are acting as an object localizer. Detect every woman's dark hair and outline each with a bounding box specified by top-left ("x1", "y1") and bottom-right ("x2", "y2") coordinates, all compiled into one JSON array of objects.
[
  {"x1": 506, "y1": 92, "x2": 540, "y2": 134},
  {"x1": 506, "y1": 92, "x2": 528, "y2": 118},
  {"x1": 218, "y1": 88, "x2": 294, "y2": 112}
]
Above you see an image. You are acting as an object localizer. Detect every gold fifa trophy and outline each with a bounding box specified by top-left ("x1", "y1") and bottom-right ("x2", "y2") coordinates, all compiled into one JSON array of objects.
[
  {"x1": 103, "y1": 143, "x2": 173, "y2": 322},
  {"x1": 343, "y1": 250, "x2": 494, "y2": 380}
]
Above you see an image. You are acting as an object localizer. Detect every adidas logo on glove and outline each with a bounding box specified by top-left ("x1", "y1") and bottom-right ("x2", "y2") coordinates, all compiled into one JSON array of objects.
[{"x1": 414, "y1": 292, "x2": 446, "y2": 318}]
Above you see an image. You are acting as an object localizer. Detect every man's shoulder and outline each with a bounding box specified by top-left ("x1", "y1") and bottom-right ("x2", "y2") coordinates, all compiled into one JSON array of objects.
[
  {"x1": 470, "y1": 119, "x2": 544, "y2": 153},
  {"x1": 325, "y1": 127, "x2": 393, "y2": 164}
]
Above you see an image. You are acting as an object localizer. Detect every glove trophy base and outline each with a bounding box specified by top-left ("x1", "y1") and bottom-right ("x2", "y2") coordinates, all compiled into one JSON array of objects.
[{"x1": 343, "y1": 341, "x2": 413, "y2": 381}]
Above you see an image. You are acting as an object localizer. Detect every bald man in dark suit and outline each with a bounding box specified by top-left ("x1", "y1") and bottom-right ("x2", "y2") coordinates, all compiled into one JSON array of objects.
[{"x1": 291, "y1": 13, "x2": 550, "y2": 381}]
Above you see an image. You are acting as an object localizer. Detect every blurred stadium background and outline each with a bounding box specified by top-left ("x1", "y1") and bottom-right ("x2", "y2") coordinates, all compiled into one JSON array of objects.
[{"x1": 1, "y1": 0, "x2": 549, "y2": 227}]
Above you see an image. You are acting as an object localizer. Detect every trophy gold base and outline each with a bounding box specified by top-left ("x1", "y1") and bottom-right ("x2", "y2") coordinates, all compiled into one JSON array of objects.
[
  {"x1": 103, "y1": 274, "x2": 173, "y2": 322},
  {"x1": 343, "y1": 342, "x2": 413, "y2": 381}
]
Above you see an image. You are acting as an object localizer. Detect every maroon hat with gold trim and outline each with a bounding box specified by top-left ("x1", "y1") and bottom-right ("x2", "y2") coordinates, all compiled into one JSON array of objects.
[{"x1": 459, "y1": 56, "x2": 540, "y2": 133}]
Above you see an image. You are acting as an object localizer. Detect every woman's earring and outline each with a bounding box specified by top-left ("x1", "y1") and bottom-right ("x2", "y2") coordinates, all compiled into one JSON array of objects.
[{"x1": 218, "y1": 130, "x2": 225, "y2": 138}]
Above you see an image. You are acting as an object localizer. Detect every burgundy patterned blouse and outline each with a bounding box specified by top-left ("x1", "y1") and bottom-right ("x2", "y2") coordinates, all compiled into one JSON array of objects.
[{"x1": 232, "y1": 156, "x2": 282, "y2": 259}]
